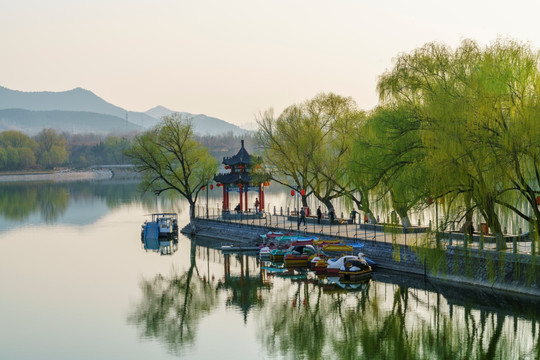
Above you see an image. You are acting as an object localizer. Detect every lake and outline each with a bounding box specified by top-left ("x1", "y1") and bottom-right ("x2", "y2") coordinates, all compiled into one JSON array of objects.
[{"x1": 0, "y1": 179, "x2": 538, "y2": 359}]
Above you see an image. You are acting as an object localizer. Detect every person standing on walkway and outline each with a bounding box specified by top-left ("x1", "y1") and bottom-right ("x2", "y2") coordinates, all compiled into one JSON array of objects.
[
  {"x1": 317, "y1": 206, "x2": 322, "y2": 224},
  {"x1": 298, "y1": 207, "x2": 306, "y2": 229},
  {"x1": 255, "y1": 198, "x2": 260, "y2": 213},
  {"x1": 350, "y1": 209, "x2": 358, "y2": 224},
  {"x1": 329, "y1": 208, "x2": 335, "y2": 224}
]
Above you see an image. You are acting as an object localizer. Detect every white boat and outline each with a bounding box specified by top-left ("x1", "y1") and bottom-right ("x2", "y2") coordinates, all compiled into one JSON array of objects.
[{"x1": 326, "y1": 255, "x2": 363, "y2": 275}]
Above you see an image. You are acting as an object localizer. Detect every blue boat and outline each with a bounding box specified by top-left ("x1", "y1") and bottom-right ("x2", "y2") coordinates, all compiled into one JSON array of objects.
[{"x1": 141, "y1": 213, "x2": 178, "y2": 255}]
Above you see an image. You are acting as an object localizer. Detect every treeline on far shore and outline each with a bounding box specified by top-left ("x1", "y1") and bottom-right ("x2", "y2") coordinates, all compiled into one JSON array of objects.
[{"x1": 0, "y1": 128, "x2": 255, "y2": 171}]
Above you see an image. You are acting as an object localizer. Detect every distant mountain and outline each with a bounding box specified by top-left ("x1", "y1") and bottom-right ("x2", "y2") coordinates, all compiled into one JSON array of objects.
[
  {"x1": 145, "y1": 106, "x2": 250, "y2": 136},
  {"x1": 0, "y1": 86, "x2": 156, "y2": 129},
  {"x1": 0, "y1": 109, "x2": 143, "y2": 135},
  {"x1": 0, "y1": 86, "x2": 250, "y2": 136},
  {"x1": 145, "y1": 105, "x2": 190, "y2": 120}
]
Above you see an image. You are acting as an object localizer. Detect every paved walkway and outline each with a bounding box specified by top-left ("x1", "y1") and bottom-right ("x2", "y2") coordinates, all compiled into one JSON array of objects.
[
  {"x1": 199, "y1": 213, "x2": 531, "y2": 254},
  {"x1": 198, "y1": 211, "x2": 533, "y2": 255}
]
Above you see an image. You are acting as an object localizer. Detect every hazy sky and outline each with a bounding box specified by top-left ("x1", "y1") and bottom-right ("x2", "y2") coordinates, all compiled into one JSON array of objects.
[{"x1": 2, "y1": 0, "x2": 540, "y2": 127}]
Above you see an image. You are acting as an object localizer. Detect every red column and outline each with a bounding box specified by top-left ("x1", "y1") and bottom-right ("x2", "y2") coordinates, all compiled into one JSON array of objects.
[
  {"x1": 223, "y1": 184, "x2": 229, "y2": 211},
  {"x1": 222, "y1": 186, "x2": 226, "y2": 211},
  {"x1": 244, "y1": 185, "x2": 248, "y2": 212},
  {"x1": 226, "y1": 187, "x2": 229, "y2": 211},
  {"x1": 259, "y1": 184, "x2": 264, "y2": 211},
  {"x1": 239, "y1": 184, "x2": 243, "y2": 212}
]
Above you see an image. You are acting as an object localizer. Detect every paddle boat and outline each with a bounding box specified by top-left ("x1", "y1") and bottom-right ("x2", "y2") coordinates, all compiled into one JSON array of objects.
[
  {"x1": 283, "y1": 245, "x2": 318, "y2": 268},
  {"x1": 259, "y1": 246, "x2": 271, "y2": 259},
  {"x1": 321, "y1": 243, "x2": 353, "y2": 253},
  {"x1": 260, "y1": 231, "x2": 293, "y2": 240},
  {"x1": 313, "y1": 257, "x2": 330, "y2": 274},
  {"x1": 339, "y1": 258, "x2": 372, "y2": 282},
  {"x1": 326, "y1": 255, "x2": 363, "y2": 275},
  {"x1": 269, "y1": 248, "x2": 286, "y2": 262},
  {"x1": 357, "y1": 252, "x2": 376, "y2": 267},
  {"x1": 290, "y1": 236, "x2": 318, "y2": 246},
  {"x1": 313, "y1": 238, "x2": 342, "y2": 246}
]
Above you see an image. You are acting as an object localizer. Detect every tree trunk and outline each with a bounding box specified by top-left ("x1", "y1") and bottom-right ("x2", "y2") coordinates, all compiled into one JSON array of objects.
[
  {"x1": 321, "y1": 198, "x2": 333, "y2": 213},
  {"x1": 359, "y1": 193, "x2": 377, "y2": 224},
  {"x1": 189, "y1": 201, "x2": 197, "y2": 235},
  {"x1": 483, "y1": 197, "x2": 505, "y2": 251},
  {"x1": 301, "y1": 195, "x2": 308, "y2": 208},
  {"x1": 394, "y1": 207, "x2": 411, "y2": 228}
]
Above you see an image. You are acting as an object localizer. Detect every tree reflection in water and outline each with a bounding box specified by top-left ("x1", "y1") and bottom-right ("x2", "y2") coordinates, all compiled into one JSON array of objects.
[
  {"x1": 0, "y1": 183, "x2": 68, "y2": 222},
  {"x1": 128, "y1": 243, "x2": 540, "y2": 359},
  {"x1": 217, "y1": 253, "x2": 272, "y2": 323},
  {"x1": 127, "y1": 239, "x2": 218, "y2": 355},
  {"x1": 256, "y1": 272, "x2": 540, "y2": 360},
  {"x1": 0, "y1": 180, "x2": 188, "y2": 225}
]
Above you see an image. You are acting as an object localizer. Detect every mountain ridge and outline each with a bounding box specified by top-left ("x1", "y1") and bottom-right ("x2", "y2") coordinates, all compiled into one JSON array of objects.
[{"x1": 0, "y1": 86, "x2": 250, "y2": 136}]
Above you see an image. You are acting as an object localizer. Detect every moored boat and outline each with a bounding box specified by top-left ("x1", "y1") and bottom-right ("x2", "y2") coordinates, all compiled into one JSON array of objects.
[
  {"x1": 326, "y1": 255, "x2": 361, "y2": 275},
  {"x1": 313, "y1": 258, "x2": 329, "y2": 274},
  {"x1": 283, "y1": 245, "x2": 317, "y2": 268},
  {"x1": 259, "y1": 246, "x2": 271, "y2": 259},
  {"x1": 322, "y1": 243, "x2": 353, "y2": 253},
  {"x1": 269, "y1": 248, "x2": 286, "y2": 262},
  {"x1": 339, "y1": 258, "x2": 372, "y2": 282},
  {"x1": 313, "y1": 238, "x2": 341, "y2": 246}
]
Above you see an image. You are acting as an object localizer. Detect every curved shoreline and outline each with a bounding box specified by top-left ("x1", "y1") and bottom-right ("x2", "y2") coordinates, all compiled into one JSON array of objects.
[{"x1": 0, "y1": 169, "x2": 113, "y2": 183}]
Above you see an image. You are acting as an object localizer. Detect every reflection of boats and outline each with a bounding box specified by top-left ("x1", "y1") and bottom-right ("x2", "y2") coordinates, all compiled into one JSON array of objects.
[
  {"x1": 140, "y1": 234, "x2": 178, "y2": 255},
  {"x1": 339, "y1": 258, "x2": 372, "y2": 282},
  {"x1": 276, "y1": 268, "x2": 308, "y2": 280},
  {"x1": 312, "y1": 275, "x2": 371, "y2": 293},
  {"x1": 327, "y1": 276, "x2": 371, "y2": 290},
  {"x1": 221, "y1": 245, "x2": 260, "y2": 253}
]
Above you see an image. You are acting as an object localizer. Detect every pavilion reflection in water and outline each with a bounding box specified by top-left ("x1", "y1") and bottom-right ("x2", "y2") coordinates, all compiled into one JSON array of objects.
[{"x1": 129, "y1": 240, "x2": 540, "y2": 359}]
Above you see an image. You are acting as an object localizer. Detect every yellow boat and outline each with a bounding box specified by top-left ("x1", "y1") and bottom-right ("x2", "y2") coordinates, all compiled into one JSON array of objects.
[
  {"x1": 313, "y1": 238, "x2": 341, "y2": 246},
  {"x1": 322, "y1": 244, "x2": 353, "y2": 252}
]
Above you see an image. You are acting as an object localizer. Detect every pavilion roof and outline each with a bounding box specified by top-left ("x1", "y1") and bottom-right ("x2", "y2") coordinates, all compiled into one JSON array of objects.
[
  {"x1": 222, "y1": 140, "x2": 252, "y2": 166},
  {"x1": 214, "y1": 172, "x2": 252, "y2": 184}
]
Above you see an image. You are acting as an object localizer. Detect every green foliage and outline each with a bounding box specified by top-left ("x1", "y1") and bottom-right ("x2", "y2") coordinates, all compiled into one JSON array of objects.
[
  {"x1": 125, "y1": 113, "x2": 218, "y2": 223},
  {"x1": 257, "y1": 93, "x2": 364, "y2": 210},
  {"x1": 375, "y1": 38, "x2": 540, "y2": 249},
  {"x1": 34, "y1": 129, "x2": 68, "y2": 168},
  {"x1": 0, "y1": 130, "x2": 38, "y2": 170}
]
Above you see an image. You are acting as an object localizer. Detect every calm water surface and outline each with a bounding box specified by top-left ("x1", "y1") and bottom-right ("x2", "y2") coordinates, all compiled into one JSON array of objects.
[{"x1": 0, "y1": 180, "x2": 538, "y2": 359}]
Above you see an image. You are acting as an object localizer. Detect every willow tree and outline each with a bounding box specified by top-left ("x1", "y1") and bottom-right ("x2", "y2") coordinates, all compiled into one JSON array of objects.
[
  {"x1": 257, "y1": 93, "x2": 362, "y2": 212},
  {"x1": 303, "y1": 93, "x2": 366, "y2": 213},
  {"x1": 125, "y1": 114, "x2": 218, "y2": 232},
  {"x1": 257, "y1": 106, "x2": 314, "y2": 208},
  {"x1": 34, "y1": 128, "x2": 68, "y2": 168},
  {"x1": 378, "y1": 39, "x2": 540, "y2": 248},
  {"x1": 0, "y1": 130, "x2": 38, "y2": 170},
  {"x1": 349, "y1": 105, "x2": 428, "y2": 227}
]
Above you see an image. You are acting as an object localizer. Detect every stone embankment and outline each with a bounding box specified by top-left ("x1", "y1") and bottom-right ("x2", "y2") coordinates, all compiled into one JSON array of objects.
[{"x1": 184, "y1": 218, "x2": 540, "y2": 297}]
